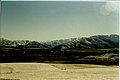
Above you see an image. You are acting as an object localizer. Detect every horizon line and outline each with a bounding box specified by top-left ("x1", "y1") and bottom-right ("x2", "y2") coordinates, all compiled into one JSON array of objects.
[{"x1": 1, "y1": 34, "x2": 119, "y2": 42}]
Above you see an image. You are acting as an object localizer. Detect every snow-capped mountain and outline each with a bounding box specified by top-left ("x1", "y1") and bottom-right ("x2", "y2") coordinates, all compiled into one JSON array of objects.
[
  {"x1": 0, "y1": 38, "x2": 12, "y2": 45},
  {"x1": 0, "y1": 34, "x2": 119, "y2": 49},
  {"x1": 0, "y1": 38, "x2": 30, "y2": 46},
  {"x1": 25, "y1": 41, "x2": 49, "y2": 48},
  {"x1": 41, "y1": 39, "x2": 72, "y2": 48},
  {"x1": 62, "y1": 34, "x2": 119, "y2": 49},
  {"x1": 0, "y1": 39, "x2": 49, "y2": 48}
]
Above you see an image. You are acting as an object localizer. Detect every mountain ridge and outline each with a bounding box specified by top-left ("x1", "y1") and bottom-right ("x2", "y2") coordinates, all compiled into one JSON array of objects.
[{"x1": 0, "y1": 34, "x2": 119, "y2": 49}]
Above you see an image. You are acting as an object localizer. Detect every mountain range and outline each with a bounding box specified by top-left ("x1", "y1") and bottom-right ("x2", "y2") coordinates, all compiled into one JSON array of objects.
[{"x1": 0, "y1": 34, "x2": 119, "y2": 49}]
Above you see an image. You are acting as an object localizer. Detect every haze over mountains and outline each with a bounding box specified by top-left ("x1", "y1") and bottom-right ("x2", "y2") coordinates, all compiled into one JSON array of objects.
[{"x1": 0, "y1": 34, "x2": 119, "y2": 49}]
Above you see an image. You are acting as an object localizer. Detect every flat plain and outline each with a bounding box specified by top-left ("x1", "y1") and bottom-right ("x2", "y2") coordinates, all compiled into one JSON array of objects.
[{"x1": 0, "y1": 63, "x2": 119, "y2": 80}]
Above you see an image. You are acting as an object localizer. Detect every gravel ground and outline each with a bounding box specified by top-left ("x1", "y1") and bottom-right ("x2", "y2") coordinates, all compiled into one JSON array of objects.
[{"x1": 0, "y1": 63, "x2": 119, "y2": 80}]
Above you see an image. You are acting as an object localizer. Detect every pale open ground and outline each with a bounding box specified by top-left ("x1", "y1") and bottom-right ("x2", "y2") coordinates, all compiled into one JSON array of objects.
[{"x1": 0, "y1": 63, "x2": 119, "y2": 80}]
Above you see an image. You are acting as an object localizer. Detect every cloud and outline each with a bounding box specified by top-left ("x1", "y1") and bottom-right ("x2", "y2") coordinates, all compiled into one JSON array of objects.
[{"x1": 100, "y1": 2, "x2": 119, "y2": 16}]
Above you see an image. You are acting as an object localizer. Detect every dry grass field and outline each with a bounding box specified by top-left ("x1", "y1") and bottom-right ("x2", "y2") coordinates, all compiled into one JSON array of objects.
[{"x1": 0, "y1": 63, "x2": 119, "y2": 80}]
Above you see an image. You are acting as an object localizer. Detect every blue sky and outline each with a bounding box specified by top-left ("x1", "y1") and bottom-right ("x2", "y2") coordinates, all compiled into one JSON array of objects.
[{"x1": 1, "y1": 1, "x2": 119, "y2": 41}]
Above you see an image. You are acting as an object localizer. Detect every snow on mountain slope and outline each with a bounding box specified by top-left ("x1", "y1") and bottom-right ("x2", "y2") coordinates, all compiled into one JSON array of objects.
[{"x1": 0, "y1": 34, "x2": 119, "y2": 49}]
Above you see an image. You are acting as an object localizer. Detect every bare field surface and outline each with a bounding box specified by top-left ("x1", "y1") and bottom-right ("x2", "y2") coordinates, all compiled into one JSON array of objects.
[{"x1": 0, "y1": 63, "x2": 119, "y2": 80}]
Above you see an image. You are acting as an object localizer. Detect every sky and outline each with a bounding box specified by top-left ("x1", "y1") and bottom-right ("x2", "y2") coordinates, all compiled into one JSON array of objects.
[{"x1": 1, "y1": 1, "x2": 119, "y2": 41}]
